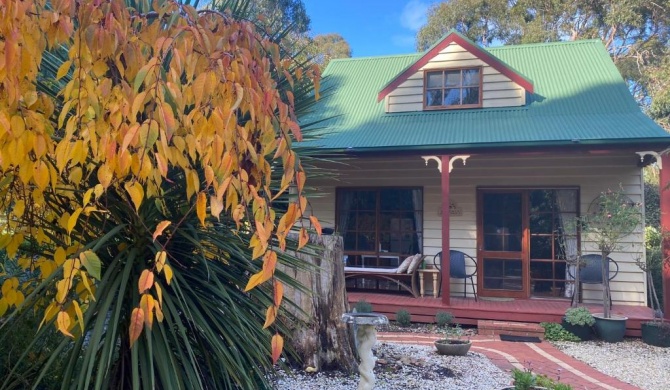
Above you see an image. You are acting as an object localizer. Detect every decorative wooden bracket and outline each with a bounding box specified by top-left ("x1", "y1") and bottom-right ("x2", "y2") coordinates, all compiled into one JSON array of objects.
[
  {"x1": 635, "y1": 149, "x2": 670, "y2": 170},
  {"x1": 421, "y1": 155, "x2": 471, "y2": 173}
]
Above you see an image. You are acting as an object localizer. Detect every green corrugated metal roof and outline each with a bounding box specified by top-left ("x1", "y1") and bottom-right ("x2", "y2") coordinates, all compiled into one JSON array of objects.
[{"x1": 301, "y1": 38, "x2": 670, "y2": 152}]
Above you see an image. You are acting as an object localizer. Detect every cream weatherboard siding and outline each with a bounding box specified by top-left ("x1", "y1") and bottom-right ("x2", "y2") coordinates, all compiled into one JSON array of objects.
[
  {"x1": 309, "y1": 152, "x2": 647, "y2": 306},
  {"x1": 384, "y1": 43, "x2": 526, "y2": 113}
]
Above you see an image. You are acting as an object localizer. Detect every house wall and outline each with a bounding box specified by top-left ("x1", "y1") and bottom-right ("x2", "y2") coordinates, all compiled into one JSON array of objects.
[
  {"x1": 385, "y1": 43, "x2": 526, "y2": 113},
  {"x1": 309, "y1": 152, "x2": 647, "y2": 306}
]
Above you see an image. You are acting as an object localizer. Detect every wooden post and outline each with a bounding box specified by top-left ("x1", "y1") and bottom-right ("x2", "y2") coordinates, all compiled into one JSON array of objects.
[
  {"x1": 661, "y1": 154, "x2": 670, "y2": 320},
  {"x1": 441, "y1": 155, "x2": 451, "y2": 305}
]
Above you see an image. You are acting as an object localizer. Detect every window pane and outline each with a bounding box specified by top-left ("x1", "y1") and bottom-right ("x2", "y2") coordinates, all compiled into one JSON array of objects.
[
  {"x1": 462, "y1": 69, "x2": 480, "y2": 86},
  {"x1": 426, "y1": 72, "x2": 442, "y2": 88},
  {"x1": 426, "y1": 89, "x2": 442, "y2": 106},
  {"x1": 444, "y1": 71, "x2": 461, "y2": 87},
  {"x1": 443, "y1": 88, "x2": 460, "y2": 106},
  {"x1": 380, "y1": 189, "x2": 414, "y2": 211},
  {"x1": 462, "y1": 87, "x2": 479, "y2": 105}
]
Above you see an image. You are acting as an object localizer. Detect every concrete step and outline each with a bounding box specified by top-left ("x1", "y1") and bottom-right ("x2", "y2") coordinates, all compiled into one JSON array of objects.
[{"x1": 477, "y1": 320, "x2": 545, "y2": 340}]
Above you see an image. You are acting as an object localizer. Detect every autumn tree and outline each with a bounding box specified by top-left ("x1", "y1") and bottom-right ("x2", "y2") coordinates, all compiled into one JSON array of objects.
[
  {"x1": 416, "y1": 0, "x2": 670, "y2": 121},
  {"x1": 0, "y1": 0, "x2": 321, "y2": 388}
]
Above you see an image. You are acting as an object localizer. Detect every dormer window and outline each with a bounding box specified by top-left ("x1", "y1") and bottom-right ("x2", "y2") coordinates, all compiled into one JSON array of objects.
[{"x1": 424, "y1": 68, "x2": 482, "y2": 109}]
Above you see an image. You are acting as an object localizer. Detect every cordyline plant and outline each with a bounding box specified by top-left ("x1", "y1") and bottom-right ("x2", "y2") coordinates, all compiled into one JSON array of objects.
[
  {"x1": 580, "y1": 188, "x2": 642, "y2": 318},
  {"x1": 0, "y1": 0, "x2": 321, "y2": 388}
]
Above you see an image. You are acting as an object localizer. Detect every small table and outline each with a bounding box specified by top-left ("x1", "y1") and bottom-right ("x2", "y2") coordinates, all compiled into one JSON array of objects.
[{"x1": 418, "y1": 269, "x2": 440, "y2": 298}]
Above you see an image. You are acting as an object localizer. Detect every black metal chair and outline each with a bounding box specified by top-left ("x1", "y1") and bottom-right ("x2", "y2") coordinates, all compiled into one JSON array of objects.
[
  {"x1": 568, "y1": 254, "x2": 619, "y2": 308},
  {"x1": 434, "y1": 250, "x2": 478, "y2": 301}
]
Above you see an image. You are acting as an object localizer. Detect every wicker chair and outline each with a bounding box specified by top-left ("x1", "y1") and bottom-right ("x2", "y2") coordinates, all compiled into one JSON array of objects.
[
  {"x1": 433, "y1": 250, "x2": 478, "y2": 301},
  {"x1": 568, "y1": 254, "x2": 619, "y2": 308}
]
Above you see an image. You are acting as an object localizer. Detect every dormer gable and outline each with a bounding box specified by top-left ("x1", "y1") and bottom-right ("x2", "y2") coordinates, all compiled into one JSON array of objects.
[{"x1": 378, "y1": 31, "x2": 534, "y2": 113}]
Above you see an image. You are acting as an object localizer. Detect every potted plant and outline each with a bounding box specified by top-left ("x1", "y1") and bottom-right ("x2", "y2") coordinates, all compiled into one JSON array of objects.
[
  {"x1": 434, "y1": 324, "x2": 471, "y2": 356},
  {"x1": 638, "y1": 227, "x2": 670, "y2": 347},
  {"x1": 579, "y1": 188, "x2": 642, "y2": 342},
  {"x1": 561, "y1": 307, "x2": 595, "y2": 341}
]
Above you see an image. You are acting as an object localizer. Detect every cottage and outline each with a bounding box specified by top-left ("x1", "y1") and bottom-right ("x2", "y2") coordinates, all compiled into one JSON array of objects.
[{"x1": 303, "y1": 31, "x2": 670, "y2": 330}]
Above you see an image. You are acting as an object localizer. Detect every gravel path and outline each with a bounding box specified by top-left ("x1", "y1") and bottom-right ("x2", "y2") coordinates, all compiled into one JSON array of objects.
[
  {"x1": 553, "y1": 339, "x2": 670, "y2": 390},
  {"x1": 272, "y1": 342, "x2": 511, "y2": 390}
]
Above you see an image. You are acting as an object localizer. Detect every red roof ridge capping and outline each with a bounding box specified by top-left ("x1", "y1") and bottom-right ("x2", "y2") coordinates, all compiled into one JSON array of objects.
[{"x1": 377, "y1": 30, "x2": 535, "y2": 103}]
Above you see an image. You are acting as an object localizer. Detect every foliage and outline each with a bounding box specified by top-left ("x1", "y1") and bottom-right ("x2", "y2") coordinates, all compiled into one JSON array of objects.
[
  {"x1": 541, "y1": 322, "x2": 581, "y2": 342},
  {"x1": 442, "y1": 323, "x2": 465, "y2": 340},
  {"x1": 580, "y1": 188, "x2": 642, "y2": 318},
  {"x1": 0, "y1": 0, "x2": 322, "y2": 388},
  {"x1": 307, "y1": 34, "x2": 352, "y2": 71},
  {"x1": 395, "y1": 309, "x2": 412, "y2": 327},
  {"x1": 564, "y1": 307, "x2": 595, "y2": 327},
  {"x1": 512, "y1": 367, "x2": 574, "y2": 390},
  {"x1": 644, "y1": 168, "x2": 660, "y2": 229},
  {"x1": 435, "y1": 311, "x2": 453, "y2": 327},
  {"x1": 416, "y1": 0, "x2": 670, "y2": 122},
  {"x1": 354, "y1": 299, "x2": 373, "y2": 313}
]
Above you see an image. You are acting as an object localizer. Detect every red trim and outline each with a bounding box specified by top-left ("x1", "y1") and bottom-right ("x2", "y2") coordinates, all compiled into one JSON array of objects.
[
  {"x1": 441, "y1": 155, "x2": 451, "y2": 305},
  {"x1": 661, "y1": 154, "x2": 670, "y2": 320},
  {"x1": 377, "y1": 33, "x2": 534, "y2": 102}
]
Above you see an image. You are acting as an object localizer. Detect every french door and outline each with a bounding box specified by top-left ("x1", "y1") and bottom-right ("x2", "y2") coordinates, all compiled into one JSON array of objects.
[{"x1": 477, "y1": 188, "x2": 578, "y2": 299}]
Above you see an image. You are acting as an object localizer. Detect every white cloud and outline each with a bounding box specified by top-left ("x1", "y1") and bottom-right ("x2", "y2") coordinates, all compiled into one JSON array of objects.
[
  {"x1": 391, "y1": 34, "x2": 416, "y2": 48},
  {"x1": 399, "y1": 0, "x2": 429, "y2": 31}
]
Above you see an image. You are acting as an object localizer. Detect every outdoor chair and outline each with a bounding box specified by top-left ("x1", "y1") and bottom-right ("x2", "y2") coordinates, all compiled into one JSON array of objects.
[
  {"x1": 433, "y1": 250, "x2": 478, "y2": 301},
  {"x1": 568, "y1": 254, "x2": 619, "y2": 308}
]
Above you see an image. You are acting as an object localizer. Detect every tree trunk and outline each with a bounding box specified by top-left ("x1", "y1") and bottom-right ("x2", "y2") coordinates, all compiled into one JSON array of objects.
[
  {"x1": 602, "y1": 250, "x2": 611, "y2": 318},
  {"x1": 282, "y1": 233, "x2": 356, "y2": 373}
]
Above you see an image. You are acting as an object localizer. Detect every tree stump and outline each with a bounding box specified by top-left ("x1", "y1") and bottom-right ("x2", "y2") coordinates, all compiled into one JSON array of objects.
[{"x1": 282, "y1": 233, "x2": 356, "y2": 373}]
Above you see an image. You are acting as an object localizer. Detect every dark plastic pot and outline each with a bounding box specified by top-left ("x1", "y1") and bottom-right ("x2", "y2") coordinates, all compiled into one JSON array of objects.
[
  {"x1": 561, "y1": 317, "x2": 593, "y2": 341},
  {"x1": 434, "y1": 339, "x2": 471, "y2": 356},
  {"x1": 641, "y1": 322, "x2": 670, "y2": 347},
  {"x1": 593, "y1": 314, "x2": 627, "y2": 343}
]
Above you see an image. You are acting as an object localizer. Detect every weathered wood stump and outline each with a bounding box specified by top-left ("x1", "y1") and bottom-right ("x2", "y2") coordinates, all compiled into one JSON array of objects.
[{"x1": 282, "y1": 233, "x2": 356, "y2": 373}]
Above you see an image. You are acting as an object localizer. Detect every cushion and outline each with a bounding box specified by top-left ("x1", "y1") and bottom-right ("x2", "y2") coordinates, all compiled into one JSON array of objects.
[
  {"x1": 407, "y1": 254, "x2": 423, "y2": 274},
  {"x1": 344, "y1": 267, "x2": 398, "y2": 274},
  {"x1": 396, "y1": 255, "x2": 414, "y2": 273}
]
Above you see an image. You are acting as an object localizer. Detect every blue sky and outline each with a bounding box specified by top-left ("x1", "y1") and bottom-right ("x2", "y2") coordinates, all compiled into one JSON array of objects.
[{"x1": 303, "y1": 1, "x2": 434, "y2": 57}]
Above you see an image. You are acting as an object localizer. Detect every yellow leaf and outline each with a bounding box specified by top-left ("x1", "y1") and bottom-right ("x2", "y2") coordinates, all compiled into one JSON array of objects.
[
  {"x1": 54, "y1": 247, "x2": 66, "y2": 266},
  {"x1": 72, "y1": 300, "x2": 85, "y2": 333},
  {"x1": 154, "y1": 282, "x2": 163, "y2": 307},
  {"x1": 152, "y1": 221, "x2": 171, "y2": 241},
  {"x1": 271, "y1": 334, "x2": 284, "y2": 364},
  {"x1": 57, "y1": 311, "x2": 74, "y2": 338},
  {"x1": 140, "y1": 294, "x2": 155, "y2": 328},
  {"x1": 163, "y1": 264, "x2": 173, "y2": 285},
  {"x1": 155, "y1": 303, "x2": 164, "y2": 323},
  {"x1": 56, "y1": 60, "x2": 71, "y2": 80},
  {"x1": 129, "y1": 307, "x2": 144, "y2": 347},
  {"x1": 210, "y1": 195, "x2": 223, "y2": 221},
  {"x1": 67, "y1": 208, "x2": 83, "y2": 234},
  {"x1": 138, "y1": 270, "x2": 154, "y2": 293},
  {"x1": 79, "y1": 250, "x2": 102, "y2": 280},
  {"x1": 124, "y1": 181, "x2": 144, "y2": 212},
  {"x1": 39, "y1": 302, "x2": 59, "y2": 330},
  {"x1": 263, "y1": 305, "x2": 276, "y2": 329},
  {"x1": 244, "y1": 270, "x2": 266, "y2": 292},
  {"x1": 12, "y1": 199, "x2": 25, "y2": 218},
  {"x1": 80, "y1": 272, "x2": 96, "y2": 301},
  {"x1": 196, "y1": 192, "x2": 206, "y2": 227},
  {"x1": 154, "y1": 251, "x2": 167, "y2": 273},
  {"x1": 97, "y1": 164, "x2": 113, "y2": 189}
]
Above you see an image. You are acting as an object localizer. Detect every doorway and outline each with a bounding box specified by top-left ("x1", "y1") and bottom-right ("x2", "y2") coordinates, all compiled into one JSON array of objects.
[{"x1": 477, "y1": 188, "x2": 578, "y2": 299}]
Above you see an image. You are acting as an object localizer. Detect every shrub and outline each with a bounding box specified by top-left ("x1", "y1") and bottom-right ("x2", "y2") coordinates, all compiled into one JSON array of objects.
[
  {"x1": 541, "y1": 322, "x2": 580, "y2": 342},
  {"x1": 512, "y1": 368, "x2": 574, "y2": 390},
  {"x1": 564, "y1": 307, "x2": 595, "y2": 326},
  {"x1": 354, "y1": 299, "x2": 373, "y2": 313},
  {"x1": 435, "y1": 311, "x2": 453, "y2": 327},
  {"x1": 395, "y1": 309, "x2": 411, "y2": 327}
]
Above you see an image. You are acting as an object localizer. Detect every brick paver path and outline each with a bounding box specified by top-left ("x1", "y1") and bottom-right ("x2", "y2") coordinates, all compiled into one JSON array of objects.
[{"x1": 378, "y1": 332, "x2": 640, "y2": 390}]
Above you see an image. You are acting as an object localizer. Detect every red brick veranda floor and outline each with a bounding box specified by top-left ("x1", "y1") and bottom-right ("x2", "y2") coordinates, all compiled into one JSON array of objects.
[{"x1": 378, "y1": 332, "x2": 640, "y2": 390}]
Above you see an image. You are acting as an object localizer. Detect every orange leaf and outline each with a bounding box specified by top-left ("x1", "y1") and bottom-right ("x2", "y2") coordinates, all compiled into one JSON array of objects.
[
  {"x1": 196, "y1": 192, "x2": 207, "y2": 227},
  {"x1": 263, "y1": 305, "x2": 276, "y2": 329},
  {"x1": 298, "y1": 228, "x2": 309, "y2": 250},
  {"x1": 274, "y1": 281, "x2": 283, "y2": 307},
  {"x1": 309, "y1": 216, "x2": 322, "y2": 236},
  {"x1": 140, "y1": 294, "x2": 155, "y2": 328},
  {"x1": 296, "y1": 171, "x2": 306, "y2": 193},
  {"x1": 271, "y1": 334, "x2": 284, "y2": 364},
  {"x1": 152, "y1": 221, "x2": 171, "y2": 241},
  {"x1": 129, "y1": 307, "x2": 145, "y2": 347},
  {"x1": 138, "y1": 269, "x2": 154, "y2": 294},
  {"x1": 262, "y1": 250, "x2": 277, "y2": 280},
  {"x1": 244, "y1": 270, "x2": 266, "y2": 292}
]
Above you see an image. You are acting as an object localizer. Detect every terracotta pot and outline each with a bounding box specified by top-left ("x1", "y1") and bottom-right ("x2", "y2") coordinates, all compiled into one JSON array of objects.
[{"x1": 434, "y1": 339, "x2": 471, "y2": 356}]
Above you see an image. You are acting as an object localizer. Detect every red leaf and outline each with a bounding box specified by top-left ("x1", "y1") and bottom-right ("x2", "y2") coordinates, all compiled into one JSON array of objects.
[
  {"x1": 271, "y1": 334, "x2": 284, "y2": 364},
  {"x1": 129, "y1": 307, "x2": 145, "y2": 347}
]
